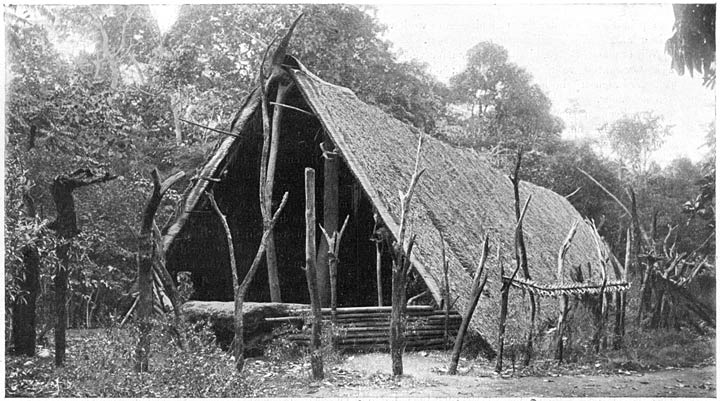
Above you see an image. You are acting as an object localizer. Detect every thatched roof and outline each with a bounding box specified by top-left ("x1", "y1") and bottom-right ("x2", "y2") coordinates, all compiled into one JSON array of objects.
[{"x1": 163, "y1": 57, "x2": 625, "y2": 347}]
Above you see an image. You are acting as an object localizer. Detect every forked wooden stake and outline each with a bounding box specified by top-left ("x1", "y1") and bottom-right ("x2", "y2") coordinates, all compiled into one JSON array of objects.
[
  {"x1": 448, "y1": 235, "x2": 490, "y2": 375},
  {"x1": 319, "y1": 215, "x2": 350, "y2": 324},
  {"x1": 207, "y1": 189, "x2": 289, "y2": 372},
  {"x1": 390, "y1": 135, "x2": 425, "y2": 377}
]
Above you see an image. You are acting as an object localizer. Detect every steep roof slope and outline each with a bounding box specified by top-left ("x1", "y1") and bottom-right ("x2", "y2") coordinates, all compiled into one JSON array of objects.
[{"x1": 164, "y1": 59, "x2": 624, "y2": 346}]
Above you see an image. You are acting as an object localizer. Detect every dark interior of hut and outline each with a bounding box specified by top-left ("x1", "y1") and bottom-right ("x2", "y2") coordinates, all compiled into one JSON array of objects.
[{"x1": 166, "y1": 84, "x2": 400, "y2": 306}]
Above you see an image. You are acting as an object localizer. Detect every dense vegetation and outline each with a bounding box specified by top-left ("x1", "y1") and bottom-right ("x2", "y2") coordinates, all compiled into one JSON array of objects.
[{"x1": 5, "y1": 4, "x2": 715, "y2": 397}]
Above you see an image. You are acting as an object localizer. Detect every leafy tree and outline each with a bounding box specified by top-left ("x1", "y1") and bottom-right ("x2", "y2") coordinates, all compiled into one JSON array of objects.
[
  {"x1": 160, "y1": 4, "x2": 447, "y2": 135},
  {"x1": 5, "y1": 6, "x2": 184, "y2": 332},
  {"x1": 448, "y1": 41, "x2": 563, "y2": 151},
  {"x1": 522, "y1": 139, "x2": 627, "y2": 251},
  {"x1": 599, "y1": 111, "x2": 671, "y2": 183},
  {"x1": 666, "y1": 4, "x2": 716, "y2": 88},
  {"x1": 683, "y1": 123, "x2": 715, "y2": 229}
]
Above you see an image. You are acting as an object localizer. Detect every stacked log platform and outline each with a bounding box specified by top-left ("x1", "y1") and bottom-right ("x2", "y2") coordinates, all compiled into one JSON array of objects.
[{"x1": 266, "y1": 305, "x2": 461, "y2": 351}]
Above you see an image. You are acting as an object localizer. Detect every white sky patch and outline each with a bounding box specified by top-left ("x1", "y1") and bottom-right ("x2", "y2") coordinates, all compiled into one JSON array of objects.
[
  {"x1": 150, "y1": 4, "x2": 179, "y2": 34},
  {"x1": 376, "y1": 4, "x2": 715, "y2": 165}
]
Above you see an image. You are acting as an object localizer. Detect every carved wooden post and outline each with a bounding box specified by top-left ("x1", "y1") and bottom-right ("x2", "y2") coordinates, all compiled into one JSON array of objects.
[
  {"x1": 320, "y1": 215, "x2": 349, "y2": 325},
  {"x1": 317, "y1": 139, "x2": 339, "y2": 307}
]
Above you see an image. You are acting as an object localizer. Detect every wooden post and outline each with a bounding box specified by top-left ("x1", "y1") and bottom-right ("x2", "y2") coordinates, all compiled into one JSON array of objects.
[
  {"x1": 555, "y1": 294, "x2": 570, "y2": 362},
  {"x1": 614, "y1": 228, "x2": 631, "y2": 349},
  {"x1": 448, "y1": 235, "x2": 490, "y2": 375},
  {"x1": 12, "y1": 244, "x2": 40, "y2": 356},
  {"x1": 319, "y1": 216, "x2": 350, "y2": 325},
  {"x1": 317, "y1": 139, "x2": 339, "y2": 307},
  {"x1": 590, "y1": 221, "x2": 608, "y2": 354},
  {"x1": 135, "y1": 169, "x2": 184, "y2": 372},
  {"x1": 263, "y1": 82, "x2": 291, "y2": 303},
  {"x1": 49, "y1": 169, "x2": 116, "y2": 367},
  {"x1": 304, "y1": 168, "x2": 324, "y2": 379},
  {"x1": 440, "y1": 231, "x2": 451, "y2": 349},
  {"x1": 495, "y1": 263, "x2": 510, "y2": 373},
  {"x1": 374, "y1": 211, "x2": 383, "y2": 307},
  {"x1": 389, "y1": 137, "x2": 425, "y2": 377},
  {"x1": 208, "y1": 183, "x2": 288, "y2": 372},
  {"x1": 555, "y1": 220, "x2": 579, "y2": 362},
  {"x1": 510, "y1": 151, "x2": 536, "y2": 366},
  {"x1": 495, "y1": 198, "x2": 529, "y2": 373}
]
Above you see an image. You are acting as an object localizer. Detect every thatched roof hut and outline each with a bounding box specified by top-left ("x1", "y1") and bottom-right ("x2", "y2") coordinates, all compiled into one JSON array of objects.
[{"x1": 163, "y1": 56, "x2": 626, "y2": 353}]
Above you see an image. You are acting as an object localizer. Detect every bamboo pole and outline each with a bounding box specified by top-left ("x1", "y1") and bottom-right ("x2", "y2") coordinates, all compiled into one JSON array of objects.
[
  {"x1": 304, "y1": 168, "x2": 324, "y2": 380},
  {"x1": 448, "y1": 235, "x2": 490, "y2": 374}
]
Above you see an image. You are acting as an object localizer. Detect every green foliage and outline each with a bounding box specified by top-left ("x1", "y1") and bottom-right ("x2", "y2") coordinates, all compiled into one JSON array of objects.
[
  {"x1": 666, "y1": 4, "x2": 716, "y2": 88},
  {"x1": 600, "y1": 111, "x2": 671, "y2": 180},
  {"x1": 448, "y1": 41, "x2": 563, "y2": 151},
  {"x1": 160, "y1": 4, "x2": 447, "y2": 135}
]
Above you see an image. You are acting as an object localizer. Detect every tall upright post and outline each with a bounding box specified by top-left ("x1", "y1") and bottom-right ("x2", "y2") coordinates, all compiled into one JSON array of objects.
[
  {"x1": 264, "y1": 82, "x2": 291, "y2": 302},
  {"x1": 555, "y1": 220, "x2": 578, "y2": 362},
  {"x1": 304, "y1": 168, "x2": 324, "y2": 379},
  {"x1": 374, "y1": 211, "x2": 383, "y2": 307},
  {"x1": 317, "y1": 139, "x2": 339, "y2": 307}
]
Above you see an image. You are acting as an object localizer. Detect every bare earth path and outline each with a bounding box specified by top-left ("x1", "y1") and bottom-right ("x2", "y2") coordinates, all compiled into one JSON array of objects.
[{"x1": 301, "y1": 353, "x2": 715, "y2": 398}]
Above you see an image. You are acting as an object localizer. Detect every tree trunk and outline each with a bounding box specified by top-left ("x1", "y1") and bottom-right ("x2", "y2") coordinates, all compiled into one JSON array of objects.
[
  {"x1": 317, "y1": 139, "x2": 339, "y2": 307},
  {"x1": 49, "y1": 169, "x2": 115, "y2": 366},
  {"x1": 12, "y1": 244, "x2": 40, "y2": 356},
  {"x1": 135, "y1": 170, "x2": 184, "y2": 372},
  {"x1": 304, "y1": 168, "x2": 324, "y2": 380},
  {"x1": 171, "y1": 94, "x2": 183, "y2": 145},
  {"x1": 135, "y1": 237, "x2": 153, "y2": 372},
  {"x1": 264, "y1": 82, "x2": 291, "y2": 303}
]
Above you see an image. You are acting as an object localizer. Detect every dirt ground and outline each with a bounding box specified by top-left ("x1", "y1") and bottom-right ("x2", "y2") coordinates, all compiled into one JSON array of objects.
[{"x1": 298, "y1": 352, "x2": 716, "y2": 398}]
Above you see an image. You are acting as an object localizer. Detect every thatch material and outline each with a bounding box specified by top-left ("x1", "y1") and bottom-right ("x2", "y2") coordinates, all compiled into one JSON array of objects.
[{"x1": 163, "y1": 57, "x2": 625, "y2": 350}]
